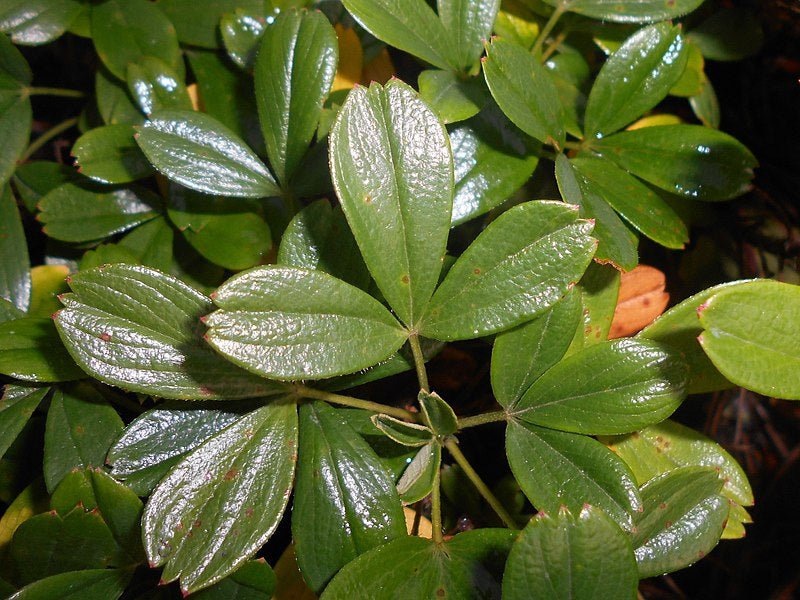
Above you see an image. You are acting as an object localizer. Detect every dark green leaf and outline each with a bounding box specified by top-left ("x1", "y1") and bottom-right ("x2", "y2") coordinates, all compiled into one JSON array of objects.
[
  {"x1": 483, "y1": 37, "x2": 565, "y2": 147},
  {"x1": 5, "y1": 568, "x2": 131, "y2": 600},
  {"x1": 91, "y1": 0, "x2": 182, "y2": 81},
  {"x1": 206, "y1": 266, "x2": 407, "y2": 380},
  {"x1": 584, "y1": 23, "x2": 688, "y2": 138},
  {"x1": 220, "y1": 9, "x2": 267, "y2": 71},
  {"x1": 293, "y1": 402, "x2": 406, "y2": 593},
  {"x1": 329, "y1": 80, "x2": 453, "y2": 326},
  {"x1": 513, "y1": 339, "x2": 688, "y2": 435},
  {"x1": 156, "y1": 0, "x2": 265, "y2": 48},
  {"x1": 87, "y1": 469, "x2": 145, "y2": 560},
  {"x1": 543, "y1": 0, "x2": 705, "y2": 23},
  {"x1": 0, "y1": 385, "x2": 48, "y2": 460},
  {"x1": 0, "y1": 32, "x2": 31, "y2": 82},
  {"x1": 438, "y1": 0, "x2": 499, "y2": 73},
  {"x1": 72, "y1": 125, "x2": 154, "y2": 184},
  {"x1": 255, "y1": 9, "x2": 337, "y2": 186},
  {"x1": 126, "y1": 56, "x2": 192, "y2": 116},
  {"x1": 419, "y1": 391, "x2": 458, "y2": 436},
  {"x1": 0, "y1": 0, "x2": 81, "y2": 45},
  {"x1": 0, "y1": 86, "x2": 31, "y2": 188},
  {"x1": 0, "y1": 185, "x2": 30, "y2": 311},
  {"x1": 118, "y1": 216, "x2": 174, "y2": 271},
  {"x1": 592, "y1": 124, "x2": 757, "y2": 201},
  {"x1": 688, "y1": 8, "x2": 764, "y2": 62},
  {"x1": 192, "y1": 560, "x2": 277, "y2": 600},
  {"x1": 568, "y1": 261, "x2": 620, "y2": 352},
  {"x1": 0, "y1": 318, "x2": 84, "y2": 382},
  {"x1": 54, "y1": 264, "x2": 283, "y2": 399},
  {"x1": 136, "y1": 109, "x2": 279, "y2": 198},
  {"x1": 371, "y1": 414, "x2": 434, "y2": 447},
  {"x1": 95, "y1": 67, "x2": 142, "y2": 126},
  {"x1": 421, "y1": 201, "x2": 595, "y2": 341},
  {"x1": 506, "y1": 420, "x2": 640, "y2": 529},
  {"x1": 144, "y1": 401, "x2": 297, "y2": 593},
  {"x1": 12, "y1": 161, "x2": 79, "y2": 214},
  {"x1": 418, "y1": 70, "x2": 488, "y2": 124},
  {"x1": 502, "y1": 505, "x2": 638, "y2": 600},
  {"x1": 396, "y1": 441, "x2": 440, "y2": 503}
]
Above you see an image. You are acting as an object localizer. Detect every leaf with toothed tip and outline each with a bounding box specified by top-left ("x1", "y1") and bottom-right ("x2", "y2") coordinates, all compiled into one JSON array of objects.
[
  {"x1": 438, "y1": 0, "x2": 501, "y2": 73},
  {"x1": 143, "y1": 400, "x2": 297, "y2": 594},
  {"x1": 540, "y1": 0, "x2": 706, "y2": 23}
]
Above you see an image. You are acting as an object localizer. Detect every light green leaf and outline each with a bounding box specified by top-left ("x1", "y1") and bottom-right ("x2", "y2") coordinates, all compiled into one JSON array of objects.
[
  {"x1": 371, "y1": 414, "x2": 434, "y2": 447},
  {"x1": 0, "y1": 0, "x2": 81, "y2": 45},
  {"x1": 483, "y1": 37, "x2": 565, "y2": 147},
  {"x1": 255, "y1": 9, "x2": 337, "y2": 186},
  {"x1": 156, "y1": 0, "x2": 265, "y2": 48},
  {"x1": 689, "y1": 75, "x2": 720, "y2": 129},
  {"x1": 72, "y1": 125, "x2": 154, "y2": 184},
  {"x1": 192, "y1": 560, "x2": 277, "y2": 600},
  {"x1": 514, "y1": 339, "x2": 688, "y2": 435},
  {"x1": 0, "y1": 185, "x2": 30, "y2": 311},
  {"x1": 584, "y1": 23, "x2": 688, "y2": 138},
  {"x1": 136, "y1": 109, "x2": 279, "y2": 198},
  {"x1": 206, "y1": 266, "x2": 408, "y2": 380},
  {"x1": 419, "y1": 391, "x2": 458, "y2": 436},
  {"x1": 329, "y1": 80, "x2": 453, "y2": 326},
  {"x1": 0, "y1": 385, "x2": 48, "y2": 460},
  {"x1": 293, "y1": 402, "x2": 407, "y2": 593},
  {"x1": 421, "y1": 201, "x2": 595, "y2": 341},
  {"x1": 438, "y1": 0, "x2": 500, "y2": 73},
  {"x1": 502, "y1": 505, "x2": 638, "y2": 600},
  {"x1": 419, "y1": 70, "x2": 488, "y2": 124},
  {"x1": 7, "y1": 569, "x2": 131, "y2": 600},
  {"x1": 220, "y1": 9, "x2": 267, "y2": 70},
  {"x1": 698, "y1": 279, "x2": 800, "y2": 400},
  {"x1": 592, "y1": 124, "x2": 757, "y2": 201},
  {"x1": 669, "y1": 41, "x2": 704, "y2": 97},
  {"x1": 144, "y1": 401, "x2": 297, "y2": 593},
  {"x1": 54, "y1": 264, "x2": 282, "y2": 399},
  {"x1": 543, "y1": 0, "x2": 705, "y2": 23},
  {"x1": 396, "y1": 441, "x2": 440, "y2": 504},
  {"x1": 126, "y1": 56, "x2": 192, "y2": 116},
  {"x1": 632, "y1": 467, "x2": 728, "y2": 577},
  {"x1": 0, "y1": 317, "x2": 84, "y2": 382}
]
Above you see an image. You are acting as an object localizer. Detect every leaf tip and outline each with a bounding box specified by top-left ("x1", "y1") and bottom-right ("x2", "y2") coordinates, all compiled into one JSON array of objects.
[
  {"x1": 696, "y1": 301, "x2": 710, "y2": 316},
  {"x1": 209, "y1": 291, "x2": 217, "y2": 300},
  {"x1": 697, "y1": 334, "x2": 704, "y2": 344}
]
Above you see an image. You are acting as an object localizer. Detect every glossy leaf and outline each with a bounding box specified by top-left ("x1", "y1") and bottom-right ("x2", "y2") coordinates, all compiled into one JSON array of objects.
[
  {"x1": 192, "y1": 560, "x2": 277, "y2": 600},
  {"x1": 156, "y1": 0, "x2": 265, "y2": 48},
  {"x1": 206, "y1": 266, "x2": 407, "y2": 380},
  {"x1": 0, "y1": 386, "x2": 48, "y2": 460},
  {"x1": 668, "y1": 41, "x2": 704, "y2": 97},
  {"x1": 0, "y1": 0, "x2": 82, "y2": 45},
  {"x1": 6, "y1": 568, "x2": 131, "y2": 600},
  {"x1": 0, "y1": 185, "x2": 30, "y2": 311},
  {"x1": 632, "y1": 467, "x2": 728, "y2": 577},
  {"x1": 0, "y1": 318, "x2": 84, "y2": 382},
  {"x1": 421, "y1": 201, "x2": 595, "y2": 341},
  {"x1": 322, "y1": 529, "x2": 514, "y2": 599},
  {"x1": 220, "y1": 9, "x2": 267, "y2": 70},
  {"x1": 419, "y1": 391, "x2": 458, "y2": 436},
  {"x1": 449, "y1": 103, "x2": 539, "y2": 225},
  {"x1": 396, "y1": 441, "x2": 440, "y2": 504},
  {"x1": 126, "y1": 56, "x2": 192, "y2": 116},
  {"x1": 371, "y1": 415, "x2": 434, "y2": 447},
  {"x1": 329, "y1": 80, "x2": 453, "y2": 326},
  {"x1": 54, "y1": 264, "x2": 282, "y2": 399},
  {"x1": 418, "y1": 70, "x2": 487, "y2": 124},
  {"x1": 38, "y1": 183, "x2": 161, "y2": 242},
  {"x1": 502, "y1": 505, "x2": 638, "y2": 600},
  {"x1": 136, "y1": 109, "x2": 279, "y2": 198},
  {"x1": 491, "y1": 290, "x2": 582, "y2": 409},
  {"x1": 592, "y1": 124, "x2": 757, "y2": 201},
  {"x1": 438, "y1": 0, "x2": 499, "y2": 72},
  {"x1": 72, "y1": 125, "x2": 154, "y2": 184},
  {"x1": 144, "y1": 401, "x2": 298, "y2": 593},
  {"x1": 698, "y1": 280, "x2": 800, "y2": 399},
  {"x1": 569, "y1": 261, "x2": 621, "y2": 352},
  {"x1": 95, "y1": 67, "x2": 142, "y2": 126},
  {"x1": 542, "y1": 0, "x2": 705, "y2": 23},
  {"x1": 293, "y1": 402, "x2": 407, "y2": 593},
  {"x1": 483, "y1": 38, "x2": 565, "y2": 147},
  {"x1": 584, "y1": 23, "x2": 688, "y2": 138},
  {"x1": 506, "y1": 421, "x2": 641, "y2": 529},
  {"x1": 91, "y1": 0, "x2": 182, "y2": 80},
  {"x1": 255, "y1": 9, "x2": 337, "y2": 186},
  {"x1": 0, "y1": 92, "x2": 31, "y2": 195},
  {"x1": 514, "y1": 339, "x2": 688, "y2": 435}
]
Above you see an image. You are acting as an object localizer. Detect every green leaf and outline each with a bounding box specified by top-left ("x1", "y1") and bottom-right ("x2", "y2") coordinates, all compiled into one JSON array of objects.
[
  {"x1": 513, "y1": 339, "x2": 688, "y2": 435},
  {"x1": 0, "y1": 87, "x2": 31, "y2": 188},
  {"x1": 418, "y1": 70, "x2": 487, "y2": 124},
  {"x1": 91, "y1": 0, "x2": 182, "y2": 81},
  {"x1": 0, "y1": 478, "x2": 49, "y2": 561},
  {"x1": 0, "y1": 28, "x2": 32, "y2": 82},
  {"x1": 584, "y1": 23, "x2": 688, "y2": 138},
  {"x1": 502, "y1": 505, "x2": 638, "y2": 600},
  {"x1": 95, "y1": 67, "x2": 142, "y2": 126},
  {"x1": 555, "y1": 152, "x2": 638, "y2": 272},
  {"x1": 12, "y1": 160, "x2": 78, "y2": 214},
  {"x1": 293, "y1": 402, "x2": 407, "y2": 593},
  {"x1": 669, "y1": 41, "x2": 704, "y2": 97},
  {"x1": 329, "y1": 80, "x2": 453, "y2": 326},
  {"x1": 277, "y1": 199, "x2": 370, "y2": 290},
  {"x1": 0, "y1": 386, "x2": 48, "y2": 460},
  {"x1": 491, "y1": 290, "x2": 581, "y2": 409},
  {"x1": 192, "y1": 560, "x2": 277, "y2": 600},
  {"x1": 126, "y1": 56, "x2": 192, "y2": 116},
  {"x1": 0, "y1": 318, "x2": 84, "y2": 382},
  {"x1": 0, "y1": 185, "x2": 30, "y2": 311},
  {"x1": 72, "y1": 125, "x2": 154, "y2": 184},
  {"x1": 144, "y1": 401, "x2": 297, "y2": 593},
  {"x1": 341, "y1": 0, "x2": 453, "y2": 71},
  {"x1": 438, "y1": 0, "x2": 500, "y2": 73},
  {"x1": 118, "y1": 216, "x2": 174, "y2": 271},
  {"x1": 632, "y1": 467, "x2": 728, "y2": 577},
  {"x1": 255, "y1": 9, "x2": 337, "y2": 187},
  {"x1": 698, "y1": 279, "x2": 800, "y2": 400},
  {"x1": 371, "y1": 415, "x2": 434, "y2": 447},
  {"x1": 638, "y1": 280, "x2": 746, "y2": 394},
  {"x1": 449, "y1": 102, "x2": 539, "y2": 225},
  {"x1": 43, "y1": 384, "x2": 123, "y2": 492},
  {"x1": 322, "y1": 529, "x2": 514, "y2": 599},
  {"x1": 0, "y1": 297, "x2": 23, "y2": 323},
  {"x1": 506, "y1": 420, "x2": 641, "y2": 529},
  {"x1": 167, "y1": 186, "x2": 272, "y2": 271},
  {"x1": 570, "y1": 156, "x2": 688, "y2": 249},
  {"x1": 0, "y1": 0, "x2": 81, "y2": 45},
  {"x1": 689, "y1": 75, "x2": 720, "y2": 129},
  {"x1": 592, "y1": 124, "x2": 757, "y2": 201},
  {"x1": 544, "y1": 0, "x2": 705, "y2": 23},
  {"x1": 483, "y1": 38, "x2": 565, "y2": 147},
  {"x1": 687, "y1": 8, "x2": 764, "y2": 62},
  {"x1": 206, "y1": 266, "x2": 407, "y2": 380},
  {"x1": 603, "y1": 419, "x2": 753, "y2": 507},
  {"x1": 396, "y1": 441, "x2": 440, "y2": 503},
  {"x1": 569, "y1": 261, "x2": 620, "y2": 352},
  {"x1": 54, "y1": 264, "x2": 282, "y2": 400},
  {"x1": 421, "y1": 201, "x2": 595, "y2": 341},
  {"x1": 418, "y1": 391, "x2": 458, "y2": 436},
  {"x1": 6, "y1": 569, "x2": 131, "y2": 600},
  {"x1": 220, "y1": 9, "x2": 267, "y2": 71},
  {"x1": 156, "y1": 0, "x2": 265, "y2": 48},
  {"x1": 136, "y1": 109, "x2": 279, "y2": 198}
]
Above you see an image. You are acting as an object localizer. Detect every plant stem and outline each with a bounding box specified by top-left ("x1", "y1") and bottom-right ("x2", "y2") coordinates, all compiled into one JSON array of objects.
[
  {"x1": 457, "y1": 411, "x2": 507, "y2": 430},
  {"x1": 19, "y1": 117, "x2": 79, "y2": 162},
  {"x1": 26, "y1": 86, "x2": 86, "y2": 99},
  {"x1": 541, "y1": 31, "x2": 568, "y2": 62},
  {"x1": 431, "y1": 467, "x2": 443, "y2": 544},
  {"x1": 408, "y1": 333, "x2": 430, "y2": 393},
  {"x1": 294, "y1": 384, "x2": 416, "y2": 421},
  {"x1": 444, "y1": 438, "x2": 519, "y2": 529},
  {"x1": 531, "y1": 5, "x2": 566, "y2": 59}
]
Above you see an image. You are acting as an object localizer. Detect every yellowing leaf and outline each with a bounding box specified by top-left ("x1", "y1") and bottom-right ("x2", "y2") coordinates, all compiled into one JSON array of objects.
[
  {"x1": 29, "y1": 265, "x2": 69, "y2": 318},
  {"x1": 627, "y1": 114, "x2": 683, "y2": 130},
  {"x1": 609, "y1": 264, "x2": 669, "y2": 339},
  {"x1": 332, "y1": 25, "x2": 362, "y2": 92},
  {"x1": 186, "y1": 82, "x2": 202, "y2": 111},
  {"x1": 361, "y1": 48, "x2": 395, "y2": 85}
]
